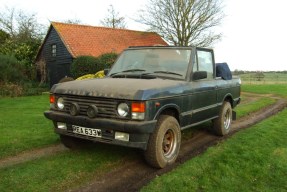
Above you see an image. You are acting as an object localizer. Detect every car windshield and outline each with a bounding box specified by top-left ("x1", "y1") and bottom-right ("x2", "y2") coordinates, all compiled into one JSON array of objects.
[{"x1": 108, "y1": 48, "x2": 191, "y2": 80}]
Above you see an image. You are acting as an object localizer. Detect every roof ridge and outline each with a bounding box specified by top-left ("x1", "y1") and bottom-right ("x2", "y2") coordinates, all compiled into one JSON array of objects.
[{"x1": 51, "y1": 21, "x2": 154, "y2": 34}]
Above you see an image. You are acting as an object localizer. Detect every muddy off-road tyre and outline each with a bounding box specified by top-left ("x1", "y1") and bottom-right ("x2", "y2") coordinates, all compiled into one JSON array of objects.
[
  {"x1": 144, "y1": 115, "x2": 181, "y2": 168},
  {"x1": 60, "y1": 135, "x2": 86, "y2": 149},
  {"x1": 213, "y1": 101, "x2": 232, "y2": 136}
]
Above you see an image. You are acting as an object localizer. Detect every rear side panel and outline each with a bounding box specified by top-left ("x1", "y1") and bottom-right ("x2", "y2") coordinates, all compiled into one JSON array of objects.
[{"x1": 216, "y1": 77, "x2": 241, "y2": 108}]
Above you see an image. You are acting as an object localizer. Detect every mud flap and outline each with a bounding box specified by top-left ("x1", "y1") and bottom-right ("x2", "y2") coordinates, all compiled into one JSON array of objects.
[{"x1": 232, "y1": 111, "x2": 237, "y2": 120}]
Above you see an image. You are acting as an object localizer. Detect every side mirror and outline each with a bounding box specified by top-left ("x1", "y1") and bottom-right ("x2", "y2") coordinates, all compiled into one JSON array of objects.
[
  {"x1": 104, "y1": 69, "x2": 110, "y2": 76},
  {"x1": 192, "y1": 71, "x2": 207, "y2": 81}
]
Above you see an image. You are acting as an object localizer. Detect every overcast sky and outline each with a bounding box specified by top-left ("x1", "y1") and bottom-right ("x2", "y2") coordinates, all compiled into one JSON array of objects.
[{"x1": 1, "y1": 0, "x2": 286, "y2": 71}]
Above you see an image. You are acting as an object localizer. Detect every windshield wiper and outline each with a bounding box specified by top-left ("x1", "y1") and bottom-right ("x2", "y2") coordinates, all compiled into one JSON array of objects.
[
  {"x1": 153, "y1": 71, "x2": 183, "y2": 77},
  {"x1": 110, "y1": 69, "x2": 146, "y2": 77},
  {"x1": 121, "y1": 69, "x2": 146, "y2": 73}
]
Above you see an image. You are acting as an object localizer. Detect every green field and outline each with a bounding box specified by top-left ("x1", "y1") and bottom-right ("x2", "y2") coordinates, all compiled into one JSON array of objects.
[
  {"x1": 142, "y1": 84, "x2": 287, "y2": 191},
  {"x1": 0, "y1": 145, "x2": 137, "y2": 192},
  {"x1": 236, "y1": 95, "x2": 276, "y2": 118},
  {"x1": 242, "y1": 84, "x2": 287, "y2": 99},
  {"x1": 0, "y1": 94, "x2": 58, "y2": 158},
  {"x1": 0, "y1": 84, "x2": 286, "y2": 191},
  {"x1": 142, "y1": 109, "x2": 287, "y2": 192},
  {"x1": 239, "y1": 72, "x2": 287, "y2": 84}
]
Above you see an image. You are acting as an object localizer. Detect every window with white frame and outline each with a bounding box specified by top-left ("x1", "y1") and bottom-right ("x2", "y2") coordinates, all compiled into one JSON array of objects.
[{"x1": 51, "y1": 44, "x2": 57, "y2": 57}]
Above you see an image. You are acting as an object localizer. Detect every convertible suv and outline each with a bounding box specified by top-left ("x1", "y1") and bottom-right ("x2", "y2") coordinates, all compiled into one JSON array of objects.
[{"x1": 44, "y1": 46, "x2": 241, "y2": 168}]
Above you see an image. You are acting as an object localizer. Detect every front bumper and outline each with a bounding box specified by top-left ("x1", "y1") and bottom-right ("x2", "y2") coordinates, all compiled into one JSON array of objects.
[{"x1": 44, "y1": 110, "x2": 157, "y2": 150}]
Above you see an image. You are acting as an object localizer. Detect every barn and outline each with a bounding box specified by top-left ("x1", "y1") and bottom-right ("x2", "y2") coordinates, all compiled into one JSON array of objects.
[{"x1": 36, "y1": 22, "x2": 167, "y2": 87}]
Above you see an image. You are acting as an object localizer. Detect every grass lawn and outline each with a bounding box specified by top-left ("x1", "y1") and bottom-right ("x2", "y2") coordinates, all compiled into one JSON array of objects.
[
  {"x1": 0, "y1": 144, "x2": 138, "y2": 192},
  {"x1": 0, "y1": 84, "x2": 285, "y2": 191},
  {"x1": 242, "y1": 84, "x2": 287, "y2": 99},
  {"x1": 0, "y1": 94, "x2": 58, "y2": 158},
  {"x1": 142, "y1": 84, "x2": 287, "y2": 191},
  {"x1": 236, "y1": 96, "x2": 276, "y2": 118},
  {"x1": 0, "y1": 94, "x2": 139, "y2": 191},
  {"x1": 142, "y1": 109, "x2": 287, "y2": 192}
]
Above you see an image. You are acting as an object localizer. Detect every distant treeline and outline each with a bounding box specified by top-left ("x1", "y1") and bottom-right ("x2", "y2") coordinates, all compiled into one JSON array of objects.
[{"x1": 233, "y1": 70, "x2": 287, "y2": 75}]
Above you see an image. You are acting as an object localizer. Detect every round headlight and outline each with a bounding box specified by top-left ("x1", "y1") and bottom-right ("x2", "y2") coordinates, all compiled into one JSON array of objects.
[
  {"x1": 117, "y1": 103, "x2": 129, "y2": 117},
  {"x1": 57, "y1": 97, "x2": 65, "y2": 110}
]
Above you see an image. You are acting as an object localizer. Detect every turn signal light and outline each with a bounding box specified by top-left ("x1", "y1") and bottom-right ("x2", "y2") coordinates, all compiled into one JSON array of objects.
[
  {"x1": 50, "y1": 94, "x2": 55, "y2": 103},
  {"x1": 132, "y1": 102, "x2": 145, "y2": 112}
]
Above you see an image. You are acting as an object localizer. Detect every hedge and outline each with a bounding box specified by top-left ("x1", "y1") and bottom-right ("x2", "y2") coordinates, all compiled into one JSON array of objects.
[{"x1": 71, "y1": 53, "x2": 118, "y2": 78}]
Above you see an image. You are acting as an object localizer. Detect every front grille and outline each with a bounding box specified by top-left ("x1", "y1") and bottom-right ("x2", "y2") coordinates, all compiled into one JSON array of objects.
[{"x1": 60, "y1": 95, "x2": 118, "y2": 118}]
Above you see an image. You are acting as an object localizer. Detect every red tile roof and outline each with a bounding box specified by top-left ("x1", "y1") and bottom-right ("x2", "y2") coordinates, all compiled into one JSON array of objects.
[{"x1": 51, "y1": 22, "x2": 167, "y2": 58}]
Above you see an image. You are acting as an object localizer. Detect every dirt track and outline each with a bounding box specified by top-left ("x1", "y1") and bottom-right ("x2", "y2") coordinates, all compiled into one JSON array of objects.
[
  {"x1": 73, "y1": 95, "x2": 287, "y2": 192},
  {"x1": 0, "y1": 93, "x2": 286, "y2": 191}
]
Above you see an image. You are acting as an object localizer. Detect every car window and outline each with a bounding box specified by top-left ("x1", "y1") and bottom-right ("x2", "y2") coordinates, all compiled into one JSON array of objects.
[
  {"x1": 109, "y1": 49, "x2": 191, "y2": 79},
  {"x1": 193, "y1": 50, "x2": 214, "y2": 79}
]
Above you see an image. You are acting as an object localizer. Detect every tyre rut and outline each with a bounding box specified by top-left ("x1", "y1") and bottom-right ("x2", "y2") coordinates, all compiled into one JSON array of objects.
[
  {"x1": 0, "y1": 144, "x2": 67, "y2": 169},
  {"x1": 73, "y1": 98, "x2": 287, "y2": 192},
  {"x1": 0, "y1": 96, "x2": 285, "y2": 191}
]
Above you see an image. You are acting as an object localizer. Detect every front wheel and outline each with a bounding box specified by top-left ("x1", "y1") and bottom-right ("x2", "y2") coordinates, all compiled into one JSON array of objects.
[
  {"x1": 144, "y1": 115, "x2": 181, "y2": 168},
  {"x1": 212, "y1": 101, "x2": 232, "y2": 136}
]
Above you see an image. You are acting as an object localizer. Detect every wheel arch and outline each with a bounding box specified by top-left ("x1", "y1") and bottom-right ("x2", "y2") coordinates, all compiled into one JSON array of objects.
[
  {"x1": 222, "y1": 94, "x2": 234, "y2": 108},
  {"x1": 154, "y1": 104, "x2": 180, "y2": 124}
]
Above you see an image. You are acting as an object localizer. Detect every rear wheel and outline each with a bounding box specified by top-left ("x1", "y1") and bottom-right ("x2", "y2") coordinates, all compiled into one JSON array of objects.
[
  {"x1": 213, "y1": 101, "x2": 232, "y2": 136},
  {"x1": 144, "y1": 115, "x2": 181, "y2": 168}
]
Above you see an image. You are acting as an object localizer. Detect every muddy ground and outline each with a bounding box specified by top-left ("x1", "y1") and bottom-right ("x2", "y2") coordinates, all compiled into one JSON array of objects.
[
  {"x1": 73, "y1": 95, "x2": 286, "y2": 192},
  {"x1": 1, "y1": 93, "x2": 286, "y2": 192}
]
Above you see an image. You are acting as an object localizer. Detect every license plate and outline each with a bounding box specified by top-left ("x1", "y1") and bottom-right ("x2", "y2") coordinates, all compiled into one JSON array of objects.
[{"x1": 72, "y1": 125, "x2": 101, "y2": 138}]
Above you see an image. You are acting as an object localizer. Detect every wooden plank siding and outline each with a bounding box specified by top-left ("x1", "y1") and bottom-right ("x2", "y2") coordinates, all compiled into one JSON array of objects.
[{"x1": 41, "y1": 27, "x2": 73, "y2": 87}]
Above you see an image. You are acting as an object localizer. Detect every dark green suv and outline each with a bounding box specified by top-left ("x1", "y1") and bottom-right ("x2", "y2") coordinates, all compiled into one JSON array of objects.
[{"x1": 44, "y1": 46, "x2": 241, "y2": 168}]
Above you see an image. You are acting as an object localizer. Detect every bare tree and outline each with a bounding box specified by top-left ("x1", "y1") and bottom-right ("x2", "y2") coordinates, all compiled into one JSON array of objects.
[
  {"x1": 0, "y1": 7, "x2": 45, "y2": 41},
  {"x1": 64, "y1": 18, "x2": 82, "y2": 24},
  {"x1": 0, "y1": 7, "x2": 16, "y2": 37},
  {"x1": 254, "y1": 72, "x2": 265, "y2": 81},
  {"x1": 17, "y1": 10, "x2": 45, "y2": 41},
  {"x1": 0, "y1": 7, "x2": 46, "y2": 80},
  {"x1": 36, "y1": 58, "x2": 47, "y2": 84},
  {"x1": 138, "y1": 0, "x2": 224, "y2": 47},
  {"x1": 100, "y1": 5, "x2": 126, "y2": 29}
]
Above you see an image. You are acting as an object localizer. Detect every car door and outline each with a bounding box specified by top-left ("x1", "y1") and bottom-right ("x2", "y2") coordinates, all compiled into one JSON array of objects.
[{"x1": 189, "y1": 48, "x2": 218, "y2": 123}]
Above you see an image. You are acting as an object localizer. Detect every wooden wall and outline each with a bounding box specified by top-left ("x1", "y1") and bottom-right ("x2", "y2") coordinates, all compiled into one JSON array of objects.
[{"x1": 40, "y1": 27, "x2": 73, "y2": 87}]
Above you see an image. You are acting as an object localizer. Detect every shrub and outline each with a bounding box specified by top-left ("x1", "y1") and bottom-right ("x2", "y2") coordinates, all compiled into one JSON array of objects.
[
  {"x1": 98, "y1": 52, "x2": 118, "y2": 69},
  {"x1": 0, "y1": 82, "x2": 23, "y2": 97},
  {"x1": 70, "y1": 53, "x2": 118, "y2": 79},
  {"x1": 0, "y1": 54, "x2": 26, "y2": 83},
  {"x1": 70, "y1": 56, "x2": 100, "y2": 78},
  {"x1": 22, "y1": 81, "x2": 49, "y2": 96},
  {"x1": 0, "y1": 81, "x2": 49, "y2": 97}
]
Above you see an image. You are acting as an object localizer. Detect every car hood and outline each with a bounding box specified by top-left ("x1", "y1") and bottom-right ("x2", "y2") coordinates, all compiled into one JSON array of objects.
[{"x1": 51, "y1": 78, "x2": 186, "y2": 100}]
